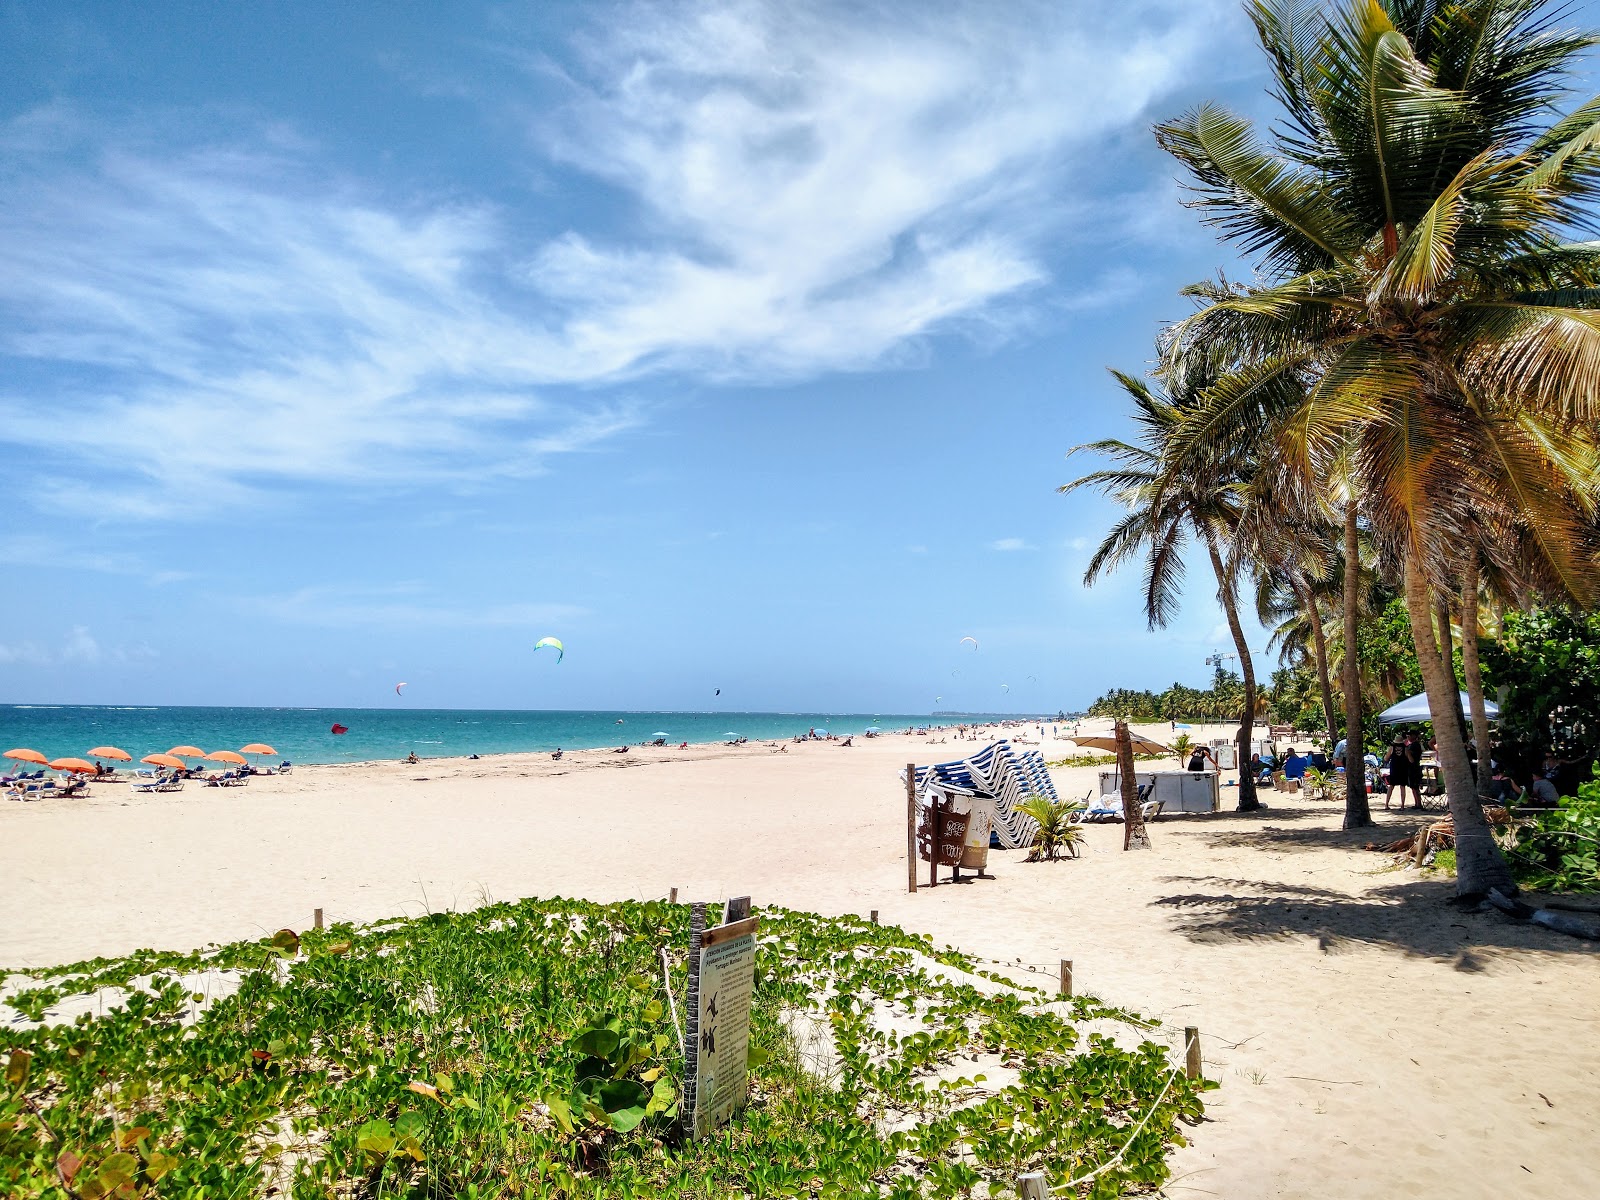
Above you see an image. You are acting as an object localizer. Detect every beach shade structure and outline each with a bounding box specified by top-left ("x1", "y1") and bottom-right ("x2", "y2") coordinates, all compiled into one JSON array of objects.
[
  {"x1": 1377, "y1": 691, "x2": 1499, "y2": 727},
  {"x1": 49, "y1": 758, "x2": 97, "y2": 774},
  {"x1": 168, "y1": 745, "x2": 206, "y2": 758},
  {"x1": 4, "y1": 749, "x2": 49, "y2": 766},
  {"x1": 1072, "y1": 735, "x2": 1173, "y2": 756},
  {"x1": 206, "y1": 750, "x2": 248, "y2": 765},
  {"x1": 142, "y1": 753, "x2": 187, "y2": 769},
  {"x1": 241, "y1": 743, "x2": 277, "y2": 757},
  {"x1": 88, "y1": 746, "x2": 133, "y2": 761}
]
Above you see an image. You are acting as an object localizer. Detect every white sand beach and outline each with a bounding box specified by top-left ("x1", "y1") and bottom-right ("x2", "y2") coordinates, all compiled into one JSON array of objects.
[{"x1": 4, "y1": 725, "x2": 1597, "y2": 1199}]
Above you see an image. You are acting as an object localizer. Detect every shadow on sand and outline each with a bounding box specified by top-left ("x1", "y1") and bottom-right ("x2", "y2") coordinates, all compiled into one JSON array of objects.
[{"x1": 1151, "y1": 875, "x2": 1592, "y2": 969}]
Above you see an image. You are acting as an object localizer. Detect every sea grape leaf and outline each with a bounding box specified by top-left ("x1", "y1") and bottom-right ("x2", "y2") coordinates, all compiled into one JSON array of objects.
[
  {"x1": 572, "y1": 1027, "x2": 620, "y2": 1058},
  {"x1": 4, "y1": 1049, "x2": 29, "y2": 1088},
  {"x1": 544, "y1": 1094, "x2": 574, "y2": 1134},
  {"x1": 114, "y1": 1126, "x2": 149, "y2": 1149},
  {"x1": 270, "y1": 929, "x2": 300, "y2": 957},
  {"x1": 56, "y1": 1149, "x2": 82, "y2": 1184},
  {"x1": 356, "y1": 1118, "x2": 395, "y2": 1156}
]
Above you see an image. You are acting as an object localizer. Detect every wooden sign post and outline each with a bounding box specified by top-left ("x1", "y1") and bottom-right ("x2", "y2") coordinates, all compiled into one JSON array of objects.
[
  {"x1": 683, "y1": 900, "x2": 758, "y2": 1139},
  {"x1": 905, "y1": 764, "x2": 919, "y2": 894}
]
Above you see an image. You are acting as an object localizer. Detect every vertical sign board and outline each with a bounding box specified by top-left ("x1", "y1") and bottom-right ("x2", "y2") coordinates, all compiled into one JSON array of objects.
[{"x1": 690, "y1": 914, "x2": 758, "y2": 1139}]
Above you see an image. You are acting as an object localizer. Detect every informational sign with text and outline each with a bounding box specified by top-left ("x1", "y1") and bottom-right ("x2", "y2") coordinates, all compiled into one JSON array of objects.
[{"x1": 691, "y1": 915, "x2": 757, "y2": 1139}]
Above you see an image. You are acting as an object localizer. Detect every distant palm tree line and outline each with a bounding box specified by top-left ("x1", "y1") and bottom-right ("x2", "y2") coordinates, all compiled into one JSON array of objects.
[{"x1": 1067, "y1": 0, "x2": 1600, "y2": 900}]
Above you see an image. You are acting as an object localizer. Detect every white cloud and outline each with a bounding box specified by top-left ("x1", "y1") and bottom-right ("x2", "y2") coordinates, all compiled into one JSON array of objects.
[
  {"x1": 991, "y1": 537, "x2": 1033, "y2": 551},
  {"x1": 0, "y1": 1, "x2": 1237, "y2": 518},
  {"x1": 61, "y1": 625, "x2": 101, "y2": 664},
  {"x1": 0, "y1": 133, "x2": 645, "y2": 519},
  {"x1": 238, "y1": 584, "x2": 586, "y2": 630},
  {"x1": 0, "y1": 640, "x2": 50, "y2": 665},
  {"x1": 0, "y1": 626, "x2": 154, "y2": 666},
  {"x1": 525, "y1": 0, "x2": 1237, "y2": 378}
]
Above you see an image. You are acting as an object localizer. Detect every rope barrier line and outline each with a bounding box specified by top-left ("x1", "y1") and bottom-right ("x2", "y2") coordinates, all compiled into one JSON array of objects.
[
  {"x1": 660, "y1": 946, "x2": 686, "y2": 1058},
  {"x1": 1046, "y1": 1065, "x2": 1184, "y2": 1194}
]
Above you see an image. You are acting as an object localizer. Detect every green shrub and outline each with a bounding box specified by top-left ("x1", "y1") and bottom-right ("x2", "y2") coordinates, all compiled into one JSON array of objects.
[{"x1": 1502, "y1": 768, "x2": 1600, "y2": 893}]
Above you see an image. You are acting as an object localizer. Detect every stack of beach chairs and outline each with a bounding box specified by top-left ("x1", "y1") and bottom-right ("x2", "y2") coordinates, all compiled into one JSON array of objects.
[{"x1": 903, "y1": 740, "x2": 1061, "y2": 850}]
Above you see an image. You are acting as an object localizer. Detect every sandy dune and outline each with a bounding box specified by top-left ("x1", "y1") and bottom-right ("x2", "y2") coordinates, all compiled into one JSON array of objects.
[{"x1": 4, "y1": 724, "x2": 1596, "y2": 1198}]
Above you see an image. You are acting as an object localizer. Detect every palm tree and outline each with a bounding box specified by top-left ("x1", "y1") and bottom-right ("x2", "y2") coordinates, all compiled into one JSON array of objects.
[
  {"x1": 1149, "y1": 0, "x2": 1600, "y2": 896},
  {"x1": 1063, "y1": 363, "x2": 1265, "y2": 811}
]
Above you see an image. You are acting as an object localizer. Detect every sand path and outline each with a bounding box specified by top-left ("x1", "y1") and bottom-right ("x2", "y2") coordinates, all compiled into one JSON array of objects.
[{"x1": 4, "y1": 728, "x2": 1595, "y2": 1198}]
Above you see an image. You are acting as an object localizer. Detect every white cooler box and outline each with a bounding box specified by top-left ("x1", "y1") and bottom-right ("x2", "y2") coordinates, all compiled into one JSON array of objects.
[{"x1": 1099, "y1": 770, "x2": 1219, "y2": 814}]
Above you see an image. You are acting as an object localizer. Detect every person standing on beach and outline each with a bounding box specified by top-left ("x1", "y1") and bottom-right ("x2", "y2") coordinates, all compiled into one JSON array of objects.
[
  {"x1": 1383, "y1": 738, "x2": 1410, "y2": 809},
  {"x1": 1399, "y1": 731, "x2": 1424, "y2": 809}
]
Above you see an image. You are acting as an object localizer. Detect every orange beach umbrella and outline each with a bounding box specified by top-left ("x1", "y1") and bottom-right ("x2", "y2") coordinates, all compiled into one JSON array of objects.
[
  {"x1": 5, "y1": 749, "x2": 48, "y2": 765},
  {"x1": 168, "y1": 745, "x2": 206, "y2": 758},
  {"x1": 206, "y1": 750, "x2": 248, "y2": 765},
  {"x1": 50, "y1": 758, "x2": 97, "y2": 774},
  {"x1": 142, "y1": 753, "x2": 186, "y2": 769},
  {"x1": 240, "y1": 743, "x2": 277, "y2": 756},
  {"x1": 88, "y1": 746, "x2": 132, "y2": 761}
]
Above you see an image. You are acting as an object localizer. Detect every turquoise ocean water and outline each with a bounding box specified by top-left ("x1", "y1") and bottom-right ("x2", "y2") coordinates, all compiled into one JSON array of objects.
[{"x1": 0, "y1": 706, "x2": 1025, "y2": 767}]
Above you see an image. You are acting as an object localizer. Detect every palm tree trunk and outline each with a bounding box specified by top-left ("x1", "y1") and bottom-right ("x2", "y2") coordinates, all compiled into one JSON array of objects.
[
  {"x1": 1460, "y1": 558, "x2": 1495, "y2": 800},
  {"x1": 1341, "y1": 500, "x2": 1372, "y2": 828},
  {"x1": 1205, "y1": 534, "x2": 1258, "y2": 811},
  {"x1": 1435, "y1": 591, "x2": 1474, "y2": 758},
  {"x1": 1402, "y1": 558, "x2": 1514, "y2": 897},
  {"x1": 1293, "y1": 574, "x2": 1339, "y2": 750}
]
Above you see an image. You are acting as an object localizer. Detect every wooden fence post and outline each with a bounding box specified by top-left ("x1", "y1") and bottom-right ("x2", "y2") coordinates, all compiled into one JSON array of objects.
[
  {"x1": 1017, "y1": 1171, "x2": 1049, "y2": 1200},
  {"x1": 906, "y1": 764, "x2": 919, "y2": 894},
  {"x1": 1185, "y1": 1027, "x2": 1202, "y2": 1080},
  {"x1": 870, "y1": 910, "x2": 879, "y2": 925},
  {"x1": 1058, "y1": 959, "x2": 1072, "y2": 997},
  {"x1": 670, "y1": 887, "x2": 678, "y2": 904},
  {"x1": 313, "y1": 908, "x2": 323, "y2": 931}
]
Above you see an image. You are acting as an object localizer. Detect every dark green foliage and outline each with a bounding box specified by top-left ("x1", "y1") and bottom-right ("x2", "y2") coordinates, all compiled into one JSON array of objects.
[
  {"x1": 1, "y1": 898, "x2": 1209, "y2": 1198},
  {"x1": 1503, "y1": 768, "x2": 1600, "y2": 892},
  {"x1": 1482, "y1": 606, "x2": 1600, "y2": 779}
]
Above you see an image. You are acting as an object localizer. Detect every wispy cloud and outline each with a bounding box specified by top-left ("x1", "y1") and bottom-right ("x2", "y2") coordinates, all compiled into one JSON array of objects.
[
  {"x1": 0, "y1": 626, "x2": 156, "y2": 666},
  {"x1": 991, "y1": 537, "x2": 1033, "y2": 552},
  {"x1": 0, "y1": 119, "x2": 644, "y2": 518},
  {"x1": 523, "y1": 0, "x2": 1236, "y2": 378},
  {"x1": 238, "y1": 584, "x2": 586, "y2": 630},
  {"x1": 0, "y1": 1, "x2": 1236, "y2": 519}
]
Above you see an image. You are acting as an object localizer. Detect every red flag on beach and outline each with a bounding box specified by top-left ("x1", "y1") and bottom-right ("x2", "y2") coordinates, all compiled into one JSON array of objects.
[{"x1": 330, "y1": 723, "x2": 348, "y2": 735}]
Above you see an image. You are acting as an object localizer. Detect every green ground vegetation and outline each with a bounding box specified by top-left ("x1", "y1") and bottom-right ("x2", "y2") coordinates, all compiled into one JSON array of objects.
[{"x1": 2, "y1": 898, "x2": 1210, "y2": 1199}]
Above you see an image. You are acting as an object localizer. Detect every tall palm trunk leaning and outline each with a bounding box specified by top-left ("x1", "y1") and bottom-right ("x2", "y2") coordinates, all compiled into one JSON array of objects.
[
  {"x1": 1206, "y1": 536, "x2": 1260, "y2": 811},
  {"x1": 1291, "y1": 573, "x2": 1340, "y2": 751},
  {"x1": 1405, "y1": 563, "x2": 1515, "y2": 895},
  {"x1": 1341, "y1": 501, "x2": 1371, "y2": 828},
  {"x1": 1063, "y1": 364, "x2": 1261, "y2": 813}
]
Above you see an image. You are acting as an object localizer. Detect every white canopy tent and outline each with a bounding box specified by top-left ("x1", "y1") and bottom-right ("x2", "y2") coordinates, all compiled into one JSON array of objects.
[{"x1": 1377, "y1": 690, "x2": 1499, "y2": 726}]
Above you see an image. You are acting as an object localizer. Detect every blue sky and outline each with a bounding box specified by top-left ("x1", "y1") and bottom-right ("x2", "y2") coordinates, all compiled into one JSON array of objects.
[{"x1": 3, "y1": 0, "x2": 1534, "y2": 713}]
